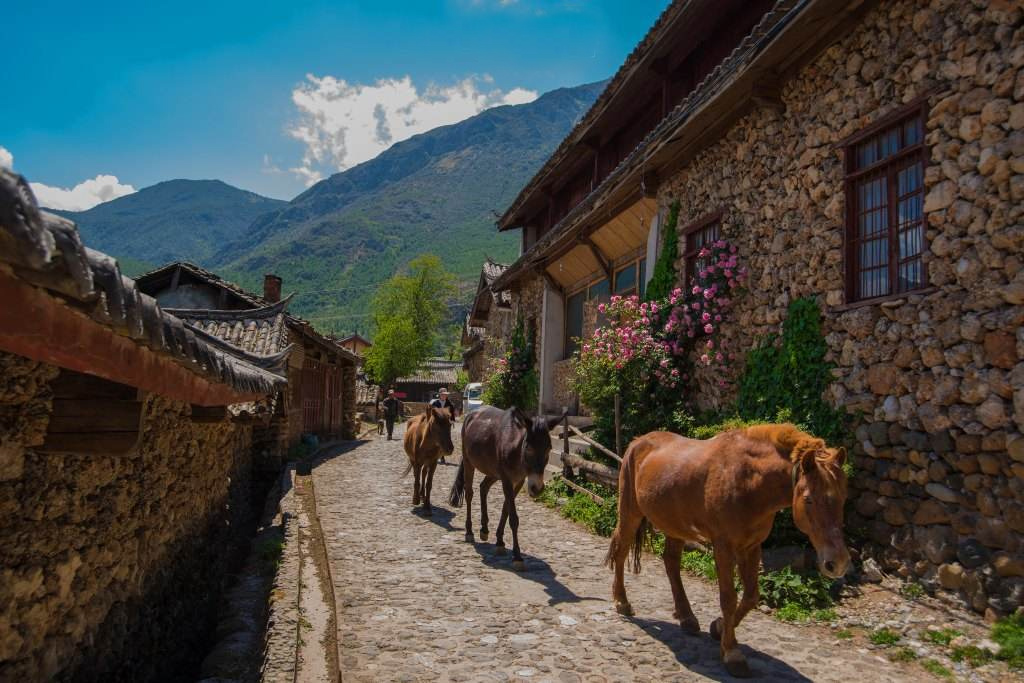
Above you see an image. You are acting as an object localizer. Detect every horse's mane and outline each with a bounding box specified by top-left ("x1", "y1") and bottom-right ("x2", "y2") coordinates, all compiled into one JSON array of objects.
[{"x1": 742, "y1": 423, "x2": 825, "y2": 463}]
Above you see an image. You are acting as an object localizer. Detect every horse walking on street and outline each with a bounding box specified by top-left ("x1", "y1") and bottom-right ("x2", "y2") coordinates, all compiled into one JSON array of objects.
[
  {"x1": 606, "y1": 423, "x2": 850, "y2": 678},
  {"x1": 449, "y1": 405, "x2": 565, "y2": 570},
  {"x1": 402, "y1": 405, "x2": 455, "y2": 515}
]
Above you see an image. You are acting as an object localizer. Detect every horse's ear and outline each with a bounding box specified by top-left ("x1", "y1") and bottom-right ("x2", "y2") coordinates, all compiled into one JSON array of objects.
[
  {"x1": 423, "y1": 404, "x2": 432, "y2": 418},
  {"x1": 834, "y1": 446, "x2": 847, "y2": 467},
  {"x1": 510, "y1": 406, "x2": 528, "y2": 429}
]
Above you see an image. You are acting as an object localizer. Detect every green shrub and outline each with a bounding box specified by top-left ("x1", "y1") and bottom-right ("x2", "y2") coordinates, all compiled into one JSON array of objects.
[
  {"x1": 869, "y1": 628, "x2": 901, "y2": 646},
  {"x1": 901, "y1": 582, "x2": 926, "y2": 599},
  {"x1": 924, "y1": 628, "x2": 962, "y2": 647},
  {"x1": 836, "y1": 629, "x2": 854, "y2": 640},
  {"x1": 888, "y1": 647, "x2": 918, "y2": 663},
  {"x1": 950, "y1": 645, "x2": 994, "y2": 667},
  {"x1": 758, "y1": 566, "x2": 835, "y2": 610},
  {"x1": 920, "y1": 659, "x2": 953, "y2": 679},
  {"x1": 992, "y1": 612, "x2": 1024, "y2": 669},
  {"x1": 680, "y1": 551, "x2": 717, "y2": 580},
  {"x1": 643, "y1": 201, "x2": 680, "y2": 302},
  {"x1": 481, "y1": 316, "x2": 538, "y2": 410}
]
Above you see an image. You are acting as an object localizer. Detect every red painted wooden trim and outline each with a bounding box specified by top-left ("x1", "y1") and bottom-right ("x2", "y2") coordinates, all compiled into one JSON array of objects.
[{"x1": 0, "y1": 270, "x2": 263, "y2": 406}]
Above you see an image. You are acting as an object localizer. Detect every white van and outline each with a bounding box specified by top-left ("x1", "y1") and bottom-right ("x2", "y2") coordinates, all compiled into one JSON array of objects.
[{"x1": 464, "y1": 382, "x2": 484, "y2": 413}]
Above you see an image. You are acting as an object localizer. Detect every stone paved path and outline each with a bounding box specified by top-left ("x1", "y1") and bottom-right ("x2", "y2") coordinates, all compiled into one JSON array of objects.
[{"x1": 312, "y1": 428, "x2": 928, "y2": 682}]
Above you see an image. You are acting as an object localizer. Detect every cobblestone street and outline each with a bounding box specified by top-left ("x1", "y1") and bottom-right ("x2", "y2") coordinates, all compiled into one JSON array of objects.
[{"x1": 312, "y1": 429, "x2": 928, "y2": 682}]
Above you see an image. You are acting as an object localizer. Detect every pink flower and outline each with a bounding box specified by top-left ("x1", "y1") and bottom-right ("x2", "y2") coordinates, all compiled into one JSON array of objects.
[
  {"x1": 715, "y1": 314, "x2": 722, "y2": 322},
  {"x1": 704, "y1": 323, "x2": 714, "y2": 334},
  {"x1": 598, "y1": 303, "x2": 606, "y2": 313},
  {"x1": 700, "y1": 354, "x2": 710, "y2": 364},
  {"x1": 702, "y1": 312, "x2": 711, "y2": 322},
  {"x1": 692, "y1": 286, "x2": 701, "y2": 295}
]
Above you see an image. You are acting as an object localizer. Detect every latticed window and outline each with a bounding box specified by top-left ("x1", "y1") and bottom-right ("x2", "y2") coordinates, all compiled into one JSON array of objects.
[
  {"x1": 844, "y1": 104, "x2": 928, "y2": 302},
  {"x1": 682, "y1": 212, "x2": 721, "y2": 283}
]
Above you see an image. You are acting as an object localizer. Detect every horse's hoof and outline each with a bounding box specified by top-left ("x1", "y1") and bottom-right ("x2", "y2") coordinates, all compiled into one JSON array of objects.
[
  {"x1": 494, "y1": 545, "x2": 507, "y2": 556},
  {"x1": 479, "y1": 529, "x2": 489, "y2": 541},
  {"x1": 723, "y1": 650, "x2": 751, "y2": 678},
  {"x1": 423, "y1": 506, "x2": 433, "y2": 516},
  {"x1": 709, "y1": 617, "x2": 723, "y2": 641},
  {"x1": 512, "y1": 560, "x2": 526, "y2": 572},
  {"x1": 679, "y1": 617, "x2": 701, "y2": 635},
  {"x1": 614, "y1": 601, "x2": 634, "y2": 617},
  {"x1": 464, "y1": 532, "x2": 474, "y2": 542},
  {"x1": 412, "y1": 497, "x2": 420, "y2": 506}
]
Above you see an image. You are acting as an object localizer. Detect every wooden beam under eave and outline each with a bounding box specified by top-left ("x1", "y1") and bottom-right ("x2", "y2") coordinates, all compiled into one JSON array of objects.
[
  {"x1": 0, "y1": 270, "x2": 267, "y2": 407},
  {"x1": 580, "y1": 235, "x2": 612, "y2": 281},
  {"x1": 540, "y1": 269, "x2": 564, "y2": 298}
]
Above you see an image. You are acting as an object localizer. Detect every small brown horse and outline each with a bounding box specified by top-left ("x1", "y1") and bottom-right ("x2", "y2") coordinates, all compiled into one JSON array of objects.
[
  {"x1": 402, "y1": 405, "x2": 455, "y2": 515},
  {"x1": 607, "y1": 424, "x2": 849, "y2": 677},
  {"x1": 449, "y1": 405, "x2": 565, "y2": 570}
]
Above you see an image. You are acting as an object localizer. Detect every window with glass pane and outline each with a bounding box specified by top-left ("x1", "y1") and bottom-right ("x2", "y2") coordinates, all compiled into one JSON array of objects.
[
  {"x1": 638, "y1": 258, "x2": 646, "y2": 296},
  {"x1": 614, "y1": 263, "x2": 636, "y2": 294},
  {"x1": 587, "y1": 278, "x2": 610, "y2": 301},
  {"x1": 845, "y1": 106, "x2": 927, "y2": 302},
  {"x1": 564, "y1": 290, "x2": 584, "y2": 358},
  {"x1": 683, "y1": 220, "x2": 720, "y2": 283}
]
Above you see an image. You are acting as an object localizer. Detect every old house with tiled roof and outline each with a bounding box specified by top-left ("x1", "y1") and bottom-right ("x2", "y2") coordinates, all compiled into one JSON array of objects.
[
  {"x1": 0, "y1": 170, "x2": 288, "y2": 679},
  {"x1": 491, "y1": 0, "x2": 1024, "y2": 616},
  {"x1": 337, "y1": 332, "x2": 372, "y2": 356},
  {"x1": 462, "y1": 259, "x2": 513, "y2": 382},
  {"x1": 136, "y1": 262, "x2": 361, "y2": 449},
  {"x1": 393, "y1": 358, "x2": 463, "y2": 404}
]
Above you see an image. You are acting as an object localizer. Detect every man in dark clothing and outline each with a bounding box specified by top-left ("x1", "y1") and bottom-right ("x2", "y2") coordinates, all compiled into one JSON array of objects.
[
  {"x1": 381, "y1": 389, "x2": 402, "y2": 440},
  {"x1": 429, "y1": 387, "x2": 457, "y2": 463}
]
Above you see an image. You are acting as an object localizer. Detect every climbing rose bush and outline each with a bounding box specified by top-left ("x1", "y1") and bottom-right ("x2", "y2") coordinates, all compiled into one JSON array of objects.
[
  {"x1": 573, "y1": 239, "x2": 745, "y2": 447},
  {"x1": 481, "y1": 317, "x2": 538, "y2": 410}
]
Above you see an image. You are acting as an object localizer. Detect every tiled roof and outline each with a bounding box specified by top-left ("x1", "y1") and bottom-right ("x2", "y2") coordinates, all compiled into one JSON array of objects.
[
  {"x1": 137, "y1": 261, "x2": 361, "y2": 365},
  {"x1": 481, "y1": 260, "x2": 512, "y2": 306},
  {"x1": 164, "y1": 296, "x2": 293, "y2": 374},
  {"x1": 497, "y1": 0, "x2": 688, "y2": 230},
  {"x1": 0, "y1": 170, "x2": 287, "y2": 399},
  {"x1": 395, "y1": 358, "x2": 461, "y2": 386},
  {"x1": 492, "y1": 0, "x2": 803, "y2": 291}
]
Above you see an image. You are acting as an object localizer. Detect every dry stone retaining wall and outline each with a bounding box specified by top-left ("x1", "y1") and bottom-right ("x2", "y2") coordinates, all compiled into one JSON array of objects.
[
  {"x1": 0, "y1": 351, "x2": 260, "y2": 680},
  {"x1": 657, "y1": 0, "x2": 1024, "y2": 616}
]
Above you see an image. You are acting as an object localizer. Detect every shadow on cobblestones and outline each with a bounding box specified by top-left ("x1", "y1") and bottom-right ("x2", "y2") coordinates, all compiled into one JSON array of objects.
[
  {"x1": 469, "y1": 542, "x2": 602, "y2": 607},
  {"x1": 412, "y1": 505, "x2": 457, "y2": 530},
  {"x1": 628, "y1": 616, "x2": 813, "y2": 681}
]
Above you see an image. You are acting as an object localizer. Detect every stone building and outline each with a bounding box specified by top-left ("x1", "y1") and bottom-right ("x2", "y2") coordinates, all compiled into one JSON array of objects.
[
  {"x1": 393, "y1": 358, "x2": 463, "y2": 405},
  {"x1": 136, "y1": 262, "x2": 361, "y2": 448},
  {"x1": 491, "y1": 0, "x2": 1024, "y2": 615},
  {"x1": 0, "y1": 170, "x2": 288, "y2": 679},
  {"x1": 462, "y1": 259, "x2": 513, "y2": 382}
]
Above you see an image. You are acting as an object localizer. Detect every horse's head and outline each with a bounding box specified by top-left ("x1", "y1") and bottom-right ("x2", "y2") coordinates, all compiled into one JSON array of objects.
[
  {"x1": 425, "y1": 405, "x2": 455, "y2": 455},
  {"x1": 512, "y1": 407, "x2": 567, "y2": 498},
  {"x1": 790, "y1": 439, "x2": 850, "y2": 579}
]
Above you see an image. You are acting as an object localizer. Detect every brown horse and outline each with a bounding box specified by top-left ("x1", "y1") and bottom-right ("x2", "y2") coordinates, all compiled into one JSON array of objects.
[
  {"x1": 449, "y1": 405, "x2": 565, "y2": 570},
  {"x1": 606, "y1": 424, "x2": 849, "y2": 677},
  {"x1": 402, "y1": 405, "x2": 455, "y2": 515}
]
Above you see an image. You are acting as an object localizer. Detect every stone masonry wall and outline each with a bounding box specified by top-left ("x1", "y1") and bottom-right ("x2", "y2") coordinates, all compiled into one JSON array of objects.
[
  {"x1": 658, "y1": 0, "x2": 1024, "y2": 615},
  {"x1": 0, "y1": 351, "x2": 258, "y2": 680}
]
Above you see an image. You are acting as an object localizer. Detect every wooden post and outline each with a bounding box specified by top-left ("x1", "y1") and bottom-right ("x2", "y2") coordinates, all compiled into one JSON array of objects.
[
  {"x1": 561, "y1": 408, "x2": 572, "y2": 478},
  {"x1": 614, "y1": 393, "x2": 622, "y2": 458}
]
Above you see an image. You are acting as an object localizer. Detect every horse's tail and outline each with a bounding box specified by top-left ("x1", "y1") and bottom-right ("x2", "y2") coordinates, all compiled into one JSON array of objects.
[
  {"x1": 604, "y1": 437, "x2": 654, "y2": 574},
  {"x1": 448, "y1": 459, "x2": 466, "y2": 507}
]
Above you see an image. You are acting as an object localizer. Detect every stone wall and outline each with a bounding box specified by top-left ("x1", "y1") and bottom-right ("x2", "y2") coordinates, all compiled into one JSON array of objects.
[
  {"x1": 657, "y1": 0, "x2": 1023, "y2": 615},
  {"x1": 0, "y1": 352, "x2": 259, "y2": 680}
]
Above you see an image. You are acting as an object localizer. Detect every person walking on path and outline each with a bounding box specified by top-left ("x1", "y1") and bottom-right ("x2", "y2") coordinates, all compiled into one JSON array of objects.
[
  {"x1": 429, "y1": 387, "x2": 457, "y2": 463},
  {"x1": 381, "y1": 389, "x2": 402, "y2": 440}
]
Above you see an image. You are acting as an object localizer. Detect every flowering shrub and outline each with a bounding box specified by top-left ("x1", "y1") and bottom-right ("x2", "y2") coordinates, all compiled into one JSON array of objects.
[
  {"x1": 481, "y1": 317, "x2": 538, "y2": 410},
  {"x1": 572, "y1": 239, "x2": 745, "y2": 447}
]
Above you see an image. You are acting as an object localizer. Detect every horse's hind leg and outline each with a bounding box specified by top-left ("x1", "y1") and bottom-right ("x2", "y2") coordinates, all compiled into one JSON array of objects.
[
  {"x1": 709, "y1": 545, "x2": 749, "y2": 678},
  {"x1": 462, "y1": 463, "x2": 476, "y2": 541},
  {"x1": 662, "y1": 537, "x2": 700, "y2": 634},
  {"x1": 607, "y1": 506, "x2": 643, "y2": 616},
  {"x1": 422, "y1": 460, "x2": 438, "y2": 515},
  {"x1": 494, "y1": 497, "x2": 509, "y2": 555},
  {"x1": 412, "y1": 463, "x2": 422, "y2": 506},
  {"x1": 502, "y1": 479, "x2": 526, "y2": 571},
  {"x1": 479, "y1": 476, "x2": 497, "y2": 540}
]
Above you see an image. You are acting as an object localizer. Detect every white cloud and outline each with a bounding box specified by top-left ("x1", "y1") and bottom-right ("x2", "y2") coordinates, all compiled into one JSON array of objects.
[
  {"x1": 0, "y1": 146, "x2": 12, "y2": 170},
  {"x1": 30, "y1": 175, "x2": 136, "y2": 211},
  {"x1": 287, "y1": 74, "x2": 538, "y2": 186}
]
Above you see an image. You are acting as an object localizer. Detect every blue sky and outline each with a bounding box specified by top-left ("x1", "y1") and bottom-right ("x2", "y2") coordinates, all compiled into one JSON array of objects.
[{"x1": 2, "y1": 0, "x2": 667, "y2": 208}]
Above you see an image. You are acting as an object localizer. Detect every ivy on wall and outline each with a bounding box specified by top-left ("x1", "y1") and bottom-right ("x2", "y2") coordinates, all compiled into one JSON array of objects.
[
  {"x1": 736, "y1": 297, "x2": 848, "y2": 445},
  {"x1": 643, "y1": 200, "x2": 681, "y2": 302}
]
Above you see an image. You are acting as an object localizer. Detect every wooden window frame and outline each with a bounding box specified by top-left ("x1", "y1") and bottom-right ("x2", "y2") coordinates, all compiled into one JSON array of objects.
[
  {"x1": 842, "y1": 99, "x2": 930, "y2": 304},
  {"x1": 680, "y1": 209, "x2": 724, "y2": 284}
]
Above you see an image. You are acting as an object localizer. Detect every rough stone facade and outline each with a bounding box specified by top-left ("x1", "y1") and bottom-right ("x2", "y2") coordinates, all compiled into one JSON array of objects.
[
  {"x1": 656, "y1": 0, "x2": 1024, "y2": 615},
  {"x1": 0, "y1": 351, "x2": 260, "y2": 680}
]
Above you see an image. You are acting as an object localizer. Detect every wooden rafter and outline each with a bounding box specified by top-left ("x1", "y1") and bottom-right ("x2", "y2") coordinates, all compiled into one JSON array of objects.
[{"x1": 579, "y1": 235, "x2": 612, "y2": 281}]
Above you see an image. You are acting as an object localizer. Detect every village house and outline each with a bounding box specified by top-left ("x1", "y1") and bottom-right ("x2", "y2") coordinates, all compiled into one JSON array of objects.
[
  {"x1": 0, "y1": 170, "x2": 288, "y2": 679},
  {"x1": 338, "y1": 332, "x2": 372, "y2": 356},
  {"x1": 491, "y1": 0, "x2": 1024, "y2": 616},
  {"x1": 462, "y1": 259, "x2": 513, "y2": 382},
  {"x1": 135, "y1": 262, "x2": 361, "y2": 450},
  {"x1": 392, "y1": 357, "x2": 463, "y2": 406}
]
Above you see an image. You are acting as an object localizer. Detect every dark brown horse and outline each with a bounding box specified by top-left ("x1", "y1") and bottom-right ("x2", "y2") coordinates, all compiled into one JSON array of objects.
[
  {"x1": 402, "y1": 405, "x2": 455, "y2": 515},
  {"x1": 606, "y1": 424, "x2": 849, "y2": 677},
  {"x1": 449, "y1": 406, "x2": 565, "y2": 570}
]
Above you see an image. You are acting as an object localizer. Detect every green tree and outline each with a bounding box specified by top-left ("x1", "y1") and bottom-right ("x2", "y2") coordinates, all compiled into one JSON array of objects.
[
  {"x1": 644, "y1": 200, "x2": 681, "y2": 301},
  {"x1": 364, "y1": 254, "x2": 457, "y2": 387}
]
